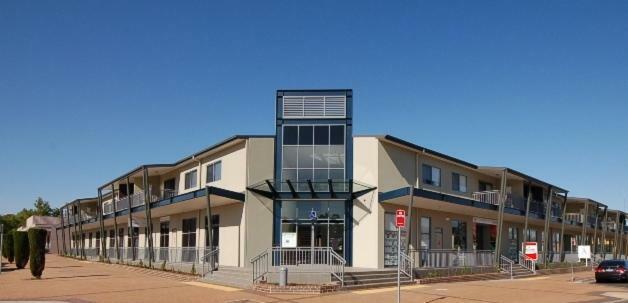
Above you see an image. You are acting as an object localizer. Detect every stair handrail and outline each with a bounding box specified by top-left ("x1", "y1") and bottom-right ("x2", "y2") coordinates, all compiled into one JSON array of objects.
[
  {"x1": 201, "y1": 247, "x2": 220, "y2": 278},
  {"x1": 519, "y1": 252, "x2": 536, "y2": 274},
  {"x1": 250, "y1": 249, "x2": 269, "y2": 284},
  {"x1": 329, "y1": 249, "x2": 346, "y2": 287},
  {"x1": 399, "y1": 251, "x2": 414, "y2": 281},
  {"x1": 499, "y1": 255, "x2": 514, "y2": 279}
]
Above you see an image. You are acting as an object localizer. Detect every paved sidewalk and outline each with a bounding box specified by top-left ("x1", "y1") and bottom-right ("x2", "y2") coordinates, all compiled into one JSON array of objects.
[{"x1": 1, "y1": 255, "x2": 627, "y2": 302}]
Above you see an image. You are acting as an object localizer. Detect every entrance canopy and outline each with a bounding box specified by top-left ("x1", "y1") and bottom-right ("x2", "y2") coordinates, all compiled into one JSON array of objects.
[{"x1": 247, "y1": 179, "x2": 376, "y2": 200}]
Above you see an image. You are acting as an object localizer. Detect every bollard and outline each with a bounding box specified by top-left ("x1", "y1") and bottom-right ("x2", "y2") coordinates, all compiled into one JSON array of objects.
[{"x1": 279, "y1": 267, "x2": 288, "y2": 287}]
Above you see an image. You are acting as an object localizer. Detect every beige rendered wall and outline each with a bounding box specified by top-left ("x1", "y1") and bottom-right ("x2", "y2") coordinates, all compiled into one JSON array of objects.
[
  {"x1": 352, "y1": 137, "x2": 383, "y2": 268},
  {"x1": 243, "y1": 137, "x2": 275, "y2": 265}
]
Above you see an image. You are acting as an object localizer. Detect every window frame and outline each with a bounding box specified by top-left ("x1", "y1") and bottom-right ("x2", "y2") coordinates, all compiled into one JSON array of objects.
[
  {"x1": 206, "y1": 160, "x2": 222, "y2": 183},
  {"x1": 422, "y1": 164, "x2": 441, "y2": 187},
  {"x1": 452, "y1": 172, "x2": 468, "y2": 193},
  {"x1": 184, "y1": 169, "x2": 198, "y2": 190}
]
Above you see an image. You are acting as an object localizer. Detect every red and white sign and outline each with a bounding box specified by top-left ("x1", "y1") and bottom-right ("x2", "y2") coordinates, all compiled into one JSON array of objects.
[
  {"x1": 522, "y1": 242, "x2": 538, "y2": 261},
  {"x1": 395, "y1": 209, "x2": 406, "y2": 228}
]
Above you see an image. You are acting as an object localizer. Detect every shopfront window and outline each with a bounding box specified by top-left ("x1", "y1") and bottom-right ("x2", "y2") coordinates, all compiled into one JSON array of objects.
[{"x1": 451, "y1": 220, "x2": 467, "y2": 250}]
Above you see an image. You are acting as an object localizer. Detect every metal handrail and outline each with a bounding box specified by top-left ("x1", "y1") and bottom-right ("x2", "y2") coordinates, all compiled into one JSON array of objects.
[
  {"x1": 329, "y1": 249, "x2": 346, "y2": 286},
  {"x1": 519, "y1": 252, "x2": 536, "y2": 274},
  {"x1": 499, "y1": 255, "x2": 514, "y2": 279},
  {"x1": 399, "y1": 251, "x2": 413, "y2": 281},
  {"x1": 201, "y1": 248, "x2": 219, "y2": 277},
  {"x1": 251, "y1": 249, "x2": 269, "y2": 283}
]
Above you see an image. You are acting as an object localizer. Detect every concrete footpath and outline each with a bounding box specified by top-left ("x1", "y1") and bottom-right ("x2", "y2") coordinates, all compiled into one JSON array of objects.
[{"x1": 1, "y1": 255, "x2": 628, "y2": 303}]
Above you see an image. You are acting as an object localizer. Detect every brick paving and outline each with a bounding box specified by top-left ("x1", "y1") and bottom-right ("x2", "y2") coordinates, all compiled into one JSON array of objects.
[{"x1": 2, "y1": 254, "x2": 628, "y2": 302}]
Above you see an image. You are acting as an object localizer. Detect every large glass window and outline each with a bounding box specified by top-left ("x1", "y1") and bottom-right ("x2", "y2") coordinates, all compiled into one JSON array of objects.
[
  {"x1": 281, "y1": 125, "x2": 345, "y2": 187},
  {"x1": 420, "y1": 217, "x2": 431, "y2": 249},
  {"x1": 422, "y1": 164, "x2": 441, "y2": 187},
  {"x1": 184, "y1": 170, "x2": 197, "y2": 189},
  {"x1": 160, "y1": 222, "x2": 169, "y2": 247},
  {"x1": 182, "y1": 218, "x2": 197, "y2": 248},
  {"x1": 451, "y1": 220, "x2": 467, "y2": 250}
]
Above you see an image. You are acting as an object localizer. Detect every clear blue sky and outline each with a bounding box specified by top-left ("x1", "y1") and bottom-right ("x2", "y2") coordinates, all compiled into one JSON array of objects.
[{"x1": 1, "y1": 1, "x2": 627, "y2": 214}]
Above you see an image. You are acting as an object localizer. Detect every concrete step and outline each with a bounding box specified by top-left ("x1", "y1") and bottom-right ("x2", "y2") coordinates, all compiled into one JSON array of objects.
[
  {"x1": 342, "y1": 277, "x2": 412, "y2": 286},
  {"x1": 342, "y1": 280, "x2": 415, "y2": 290}
]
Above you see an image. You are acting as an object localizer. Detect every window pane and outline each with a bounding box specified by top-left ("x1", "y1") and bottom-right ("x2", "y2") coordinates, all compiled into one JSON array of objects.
[
  {"x1": 314, "y1": 125, "x2": 329, "y2": 145},
  {"x1": 329, "y1": 201, "x2": 345, "y2": 220},
  {"x1": 452, "y1": 173, "x2": 460, "y2": 191},
  {"x1": 313, "y1": 169, "x2": 328, "y2": 181},
  {"x1": 328, "y1": 145, "x2": 345, "y2": 168},
  {"x1": 284, "y1": 126, "x2": 298, "y2": 145},
  {"x1": 329, "y1": 169, "x2": 344, "y2": 181},
  {"x1": 314, "y1": 146, "x2": 329, "y2": 168},
  {"x1": 460, "y1": 175, "x2": 467, "y2": 192},
  {"x1": 297, "y1": 146, "x2": 314, "y2": 168},
  {"x1": 297, "y1": 201, "x2": 323, "y2": 220},
  {"x1": 282, "y1": 169, "x2": 297, "y2": 182},
  {"x1": 281, "y1": 201, "x2": 298, "y2": 220},
  {"x1": 330, "y1": 125, "x2": 344, "y2": 145},
  {"x1": 432, "y1": 167, "x2": 441, "y2": 187},
  {"x1": 299, "y1": 126, "x2": 313, "y2": 145},
  {"x1": 282, "y1": 146, "x2": 298, "y2": 168}
]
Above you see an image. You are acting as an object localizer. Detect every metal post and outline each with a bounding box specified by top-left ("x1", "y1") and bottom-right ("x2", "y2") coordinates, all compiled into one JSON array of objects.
[
  {"x1": 582, "y1": 200, "x2": 589, "y2": 245},
  {"x1": 406, "y1": 186, "x2": 414, "y2": 253},
  {"x1": 78, "y1": 199, "x2": 85, "y2": 259},
  {"x1": 112, "y1": 184, "x2": 120, "y2": 260},
  {"x1": 494, "y1": 169, "x2": 507, "y2": 263},
  {"x1": 542, "y1": 187, "x2": 553, "y2": 266},
  {"x1": 523, "y1": 183, "x2": 532, "y2": 242},
  {"x1": 60, "y1": 206, "x2": 66, "y2": 255},
  {"x1": 592, "y1": 204, "x2": 600, "y2": 256},
  {"x1": 205, "y1": 187, "x2": 213, "y2": 271},
  {"x1": 127, "y1": 176, "x2": 134, "y2": 261},
  {"x1": 559, "y1": 192, "x2": 568, "y2": 262},
  {"x1": 614, "y1": 214, "x2": 620, "y2": 259},
  {"x1": 72, "y1": 202, "x2": 79, "y2": 257},
  {"x1": 98, "y1": 189, "x2": 106, "y2": 259},
  {"x1": 143, "y1": 167, "x2": 153, "y2": 267},
  {"x1": 602, "y1": 210, "x2": 608, "y2": 257},
  {"x1": 397, "y1": 225, "x2": 401, "y2": 303}
]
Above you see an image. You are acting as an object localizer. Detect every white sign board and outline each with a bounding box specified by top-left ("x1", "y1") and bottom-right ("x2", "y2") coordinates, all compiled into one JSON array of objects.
[
  {"x1": 281, "y1": 232, "x2": 297, "y2": 248},
  {"x1": 578, "y1": 245, "x2": 591, "y2": 259}
]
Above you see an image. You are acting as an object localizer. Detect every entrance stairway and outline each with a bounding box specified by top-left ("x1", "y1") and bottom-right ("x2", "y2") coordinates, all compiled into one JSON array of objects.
[
  {"x1": 337, "y1": 269, "x2": 414, "y2": 290},
  {"x1": 202, "y1": 266, "x2": 253, "y2": 288},
  {"x1": 510, "y1": 263, "x2": 536, "y2": 279}
]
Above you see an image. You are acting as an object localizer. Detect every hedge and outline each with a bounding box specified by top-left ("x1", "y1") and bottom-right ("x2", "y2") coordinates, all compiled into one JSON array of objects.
[
  {"x1": 13, "y1": 231, "x2": 29, "y2": 269},
  {"x1": 2, "y1": 233, "x2": 14, "y2": 263},
  {"x1": 28, "y1": 229, "x2": 47, "y2": 278}
]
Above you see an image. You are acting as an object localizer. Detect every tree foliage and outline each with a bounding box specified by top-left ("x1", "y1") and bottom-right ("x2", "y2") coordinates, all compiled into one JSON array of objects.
[
  {"x1": 2, "y1": 232, "x2": 14, "y2": 263},
  {"x1": 0, "y1": 197, "x2": 60, "y2": 233},
  {"x1": 13, "y1": 231, "x2": 29, "y2": 269}
]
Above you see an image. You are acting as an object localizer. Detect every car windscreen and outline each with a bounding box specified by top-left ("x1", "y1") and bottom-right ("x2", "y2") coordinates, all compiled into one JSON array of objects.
[{"x1": 600, "y1": 261, "x2": 626, "y2": 267}]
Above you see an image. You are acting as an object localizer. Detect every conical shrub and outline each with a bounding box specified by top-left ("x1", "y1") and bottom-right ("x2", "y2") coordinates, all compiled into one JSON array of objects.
[
  {"x1": 28, "y1": 229, "x2": 47, "y2": 278},
  {"x1": 2, "y1": 233, "x2": 14, "y2": 263},
  {"x1": 13, "y1": 231, "x2": 29, "y2": 269}
]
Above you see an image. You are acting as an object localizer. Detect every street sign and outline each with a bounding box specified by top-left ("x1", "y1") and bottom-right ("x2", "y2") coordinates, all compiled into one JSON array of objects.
[
  {"x1": 395, "y1": 209, "x2": 406, "y2": 228},
  {"x1": 522, "y1": 242, "x2": 538, "y2": 261},
  {"x1": 578, "y1": 245, "x2": 591, "y2": 259}
]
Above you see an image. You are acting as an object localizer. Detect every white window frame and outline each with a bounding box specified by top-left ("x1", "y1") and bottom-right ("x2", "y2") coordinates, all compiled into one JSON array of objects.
[
  {"x1": 206, "y1": 160, "x2": 222, "y2": 183},
  {"x1": 184, "y1": 169, "x2": 198, "y2": 190},
  {"x1": 452, "y1": 173, "x2": 468, "y2": 193}
]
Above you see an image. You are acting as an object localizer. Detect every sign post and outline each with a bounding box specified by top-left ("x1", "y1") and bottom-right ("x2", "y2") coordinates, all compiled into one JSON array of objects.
[
  {"x1": 578, "y1": 245, "x2": 591, "y2": 267},
  {"x1": 395, "y1": 209, "x2": 406, "y2": 303}
]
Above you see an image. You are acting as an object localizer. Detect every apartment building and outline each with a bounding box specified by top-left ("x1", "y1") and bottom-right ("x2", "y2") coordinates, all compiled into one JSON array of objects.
[{"x1": 56, "y1": 89, "x2": 627, "y2": 285}]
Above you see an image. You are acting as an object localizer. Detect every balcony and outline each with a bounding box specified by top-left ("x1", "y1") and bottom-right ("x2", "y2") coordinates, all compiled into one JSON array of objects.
[
  {"x1": 472, "y1": 190, "x2": 500, "y2": 206},
  {"x1": 564, "y1": 213, "x2": 583, "y2": 224}
]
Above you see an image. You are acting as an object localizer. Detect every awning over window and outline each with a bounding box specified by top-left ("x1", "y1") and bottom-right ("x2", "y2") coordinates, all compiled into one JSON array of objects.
[{"x1": 247, "y1": 179, "x2": 376, "y2": 200}]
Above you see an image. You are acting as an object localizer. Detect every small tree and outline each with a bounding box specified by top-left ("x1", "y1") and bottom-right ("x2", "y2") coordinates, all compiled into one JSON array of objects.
[
  {"x1": 13, "y1": 231, "x2": 29, "y2": 269},
  {"x1": 2, "y1": 233, "x2": 14, "y2": 263},
  {"x1": 28, "y1": 229, "x2": 47, "y2": 278}
]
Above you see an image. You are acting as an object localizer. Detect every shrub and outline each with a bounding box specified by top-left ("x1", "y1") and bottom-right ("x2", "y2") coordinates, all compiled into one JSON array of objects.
[
  {"x1": 2, "y1": 233, "x2": 15, "y2": 263},
  {"x1": 28, "y1": 229, "x2": 47, "y2": 278},
  {"x1": 13, "y1": 231, "x2": 29, "y2": 269}
]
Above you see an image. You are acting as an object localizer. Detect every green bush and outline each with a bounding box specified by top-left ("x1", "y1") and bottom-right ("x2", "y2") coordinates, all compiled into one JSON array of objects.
[
  {"x1": 13, "y1": 231, "x2": 29, "y2": 269},
  {"x1": 2, "y1": 233, "x2": 15, "y2": 263},
  {"x1": 28, "y1": 229, "x2": 47, "y2": 278}
]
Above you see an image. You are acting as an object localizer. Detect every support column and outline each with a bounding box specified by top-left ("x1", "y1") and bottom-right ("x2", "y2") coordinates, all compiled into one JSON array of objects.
[
  {"x1": 143, "y1": 167, "x2": 154, "y2": 267},
  {"x1": 602, "y1": 211, "x2": 608, "y2": 256},
  {"x1": 542, "y1": 187, "x2": 554, "y2": 266},
  {"x1": 78, "y1": 199, "x2": 85, "y2": 259},
  {"x1": 72, "y1": 202, "x2": 79, "y2": 257},
  {"x1": 494, "y1": 169, "x2": 507, "y2": 263},
  {"x1": 60, "y1": 206, "x2": 66, "y2": 255},
  {"x1": 559, "y1": 192, "x2": 567, "y2": 262},
  {"x1": 406, "y1": 186, "x2": 414, "y2": 253},
  {"x1": 112, "y1": 184, "x2": 120, "y2": 260},
  {"x1": 98, "y1": 189, "x2": 106, "y2": 260},
  {"x1": 581, "y1": 200, "x2": 589, "y2": 245},
  {"x1": 614, "y1": 214, "x2": 620, "y2": 259},
  {"x1": 523, "y1": 183, "x2": 532, "y2": 242},
  {"x1": 205, "y1": 187, "x2": 213, "y2": 254},
  {"x1": 592, "y1": 205, "x2": 600, "y2": 255},
  {"x1": 127, "y1": 176, "x2": 134, "y2": 261}
]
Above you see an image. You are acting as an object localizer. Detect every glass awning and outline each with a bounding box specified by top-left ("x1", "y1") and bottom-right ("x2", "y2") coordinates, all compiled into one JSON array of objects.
[{"x1": 247, "y1": 179, "x2": 376, "y2": 200}]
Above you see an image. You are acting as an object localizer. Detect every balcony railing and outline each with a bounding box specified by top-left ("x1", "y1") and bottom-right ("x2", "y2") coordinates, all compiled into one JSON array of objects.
[
  {"x1": 472, "y1": 190, "x2": 500, "y2": 205},
  {"x1": 564, "y1": 213, "x2": 583, "y2": 223},
  {"x1": 408, "y1": 249, "x2": 495, "y2": 268}
]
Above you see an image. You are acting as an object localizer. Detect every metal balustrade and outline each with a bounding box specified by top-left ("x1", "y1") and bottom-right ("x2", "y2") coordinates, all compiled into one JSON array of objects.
[
  {"x1": 201, "y1": 248, "x2": 220, "y2": 277},
  {"x1": 564, "y1": 213, "x2": 583, "y2": 223},
  {"x1": 409, "y1": 249, "x2": 495, "y2": 268},
  {"x1": 499, "y1": 255, "x2": 514, "y2": 279},
  {"x1": 250, "y1": 247, "x2": 346, "y2": 286},
  {"x1": 472, "y1": 190, "x2": 500, "y2": 205},
  {"x1": 518, "y1": 252, "x2": 536, "y2": 274},
  {"x1": 399, "y1": 251, "x2": 413, "y2": 281}
]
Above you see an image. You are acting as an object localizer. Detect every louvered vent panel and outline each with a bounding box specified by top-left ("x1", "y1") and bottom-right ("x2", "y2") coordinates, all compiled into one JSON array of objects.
[
  {"x1": 324, "y1": 96, "x2": 346, "y2": 117},
  {"x1": 283, "y1": 97, "x2": 304, "y2": 117},
  {"x1": 304, "y1": 96, "x2": 325, "y2": 116}
]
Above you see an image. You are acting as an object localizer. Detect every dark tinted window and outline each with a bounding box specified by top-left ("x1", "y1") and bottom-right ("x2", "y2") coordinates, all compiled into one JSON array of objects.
[
  {"x1": 284, "y1": 126, "x2": 298, "y2": 145},
  {"x1": 330, "y1": 125, "x2": 344, "y2": 145},
  {"x1": 299, "y1": 126, "x2": 313, "y2": 145},
  {"x1": 314, "y1": 126, "x2": 329, "y2": 145},
  {"x1": 600, "y1": 260, "x2": 626, "y2": 267}
]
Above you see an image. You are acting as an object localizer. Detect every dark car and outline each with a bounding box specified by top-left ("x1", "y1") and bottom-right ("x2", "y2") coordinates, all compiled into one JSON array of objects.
[{"x1": 595, "y1": 260, "x2": 628, "y2": 283}]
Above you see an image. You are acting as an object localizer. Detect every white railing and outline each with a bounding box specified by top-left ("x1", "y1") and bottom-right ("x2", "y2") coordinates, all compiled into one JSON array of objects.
[
  {"x1": 201, "y1": 248, "x2": 220, "y2": 277},
  {"x1": 472, "y1": 190, "x2": 500, "y2": 205},
  {"x1": 564, "y1": 213, "x2": 583, "y2": 223},
  {"x1": 519, "y1": 252, "x2": 536, "y2": 274},
  {"x1": 499, "y1": 255, "x2": 514, "y2": 279},
  {"x1": 115, "y1": 196, "x2": 128, "y2": 211},
  {"x1": 103, "y1": 202, "x2": 114, "y2": 215},
  {"x1": 399, "y1": 251, "x2": 413, "y2": 281},
  {"x1": 130, "y1": 192, "x2": 145, "y2": 208},
  {"x1": 410, "y1": 249, "x2": 495, "y2": 268},
  {"x1": 250, "y1": 247, "x2": 346, "y2": 286}
]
